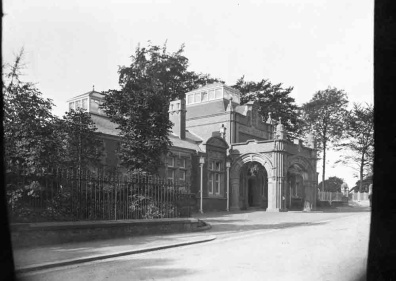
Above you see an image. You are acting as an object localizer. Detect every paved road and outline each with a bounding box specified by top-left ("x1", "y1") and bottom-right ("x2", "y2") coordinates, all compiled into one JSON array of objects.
[{"x1": 18, "y1": 210, "x2": 370, "y2": 281}]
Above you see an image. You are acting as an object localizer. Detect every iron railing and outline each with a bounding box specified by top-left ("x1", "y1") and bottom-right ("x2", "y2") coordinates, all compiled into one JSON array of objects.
[{"x1": 6, "y1": 168, "x2": 195, "y2": 223}]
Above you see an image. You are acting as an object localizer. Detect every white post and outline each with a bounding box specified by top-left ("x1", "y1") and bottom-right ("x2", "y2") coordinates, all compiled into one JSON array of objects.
[
  {"x1": 227, "y1": 167, "x2": 230, "y2": 211},
  {"x1": 226, "y1": 160, "x2": 231, "y2": 212},
  {"x1": 200, "y1": 164, "x2": 203, "y2": 213},
  {"x1": 199, "y1": 156, "x2": 205, "y2": 214}
]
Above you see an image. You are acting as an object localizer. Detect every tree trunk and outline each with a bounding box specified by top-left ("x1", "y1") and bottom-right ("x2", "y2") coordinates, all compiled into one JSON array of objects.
[
  {"x1": 322, "y1": 142, "x2": 326, "y2": 192},
  {"x1": 359, "y1": 153, "x2": 365, "y2": 193}
]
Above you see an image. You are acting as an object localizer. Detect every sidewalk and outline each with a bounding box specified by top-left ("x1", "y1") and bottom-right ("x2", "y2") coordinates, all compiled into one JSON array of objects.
[{"x1": 13, "y1": 232, "x2": 215, "y2": 274}]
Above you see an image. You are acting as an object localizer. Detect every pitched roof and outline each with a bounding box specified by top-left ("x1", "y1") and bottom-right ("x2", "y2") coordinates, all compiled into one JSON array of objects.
[
  {"x1": 169, "y1": 133, "x2": 202, "y2": 152},
  {"x1": 90, "y1": 114, "x2": 201, "y2": 151}
]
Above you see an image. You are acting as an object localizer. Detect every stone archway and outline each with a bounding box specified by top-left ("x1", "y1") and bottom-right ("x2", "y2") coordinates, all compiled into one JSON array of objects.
[
  {"x1": 229, "y1": 153, "x2": 274, "y2": 211},
  {"x1": 238, "y1": 161, "x2": 269, "y2": 210},
  {"x1": 286, "y1": 156, "x2": 316, "y2": 211}
]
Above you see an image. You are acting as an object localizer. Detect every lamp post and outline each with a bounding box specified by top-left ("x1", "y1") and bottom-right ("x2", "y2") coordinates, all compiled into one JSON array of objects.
[
  {"x1": 199, "y1": 156, "x2": 205, "y2": 214},
  {"x1": 226, "y1": 160, "x2": 231, "y2": 211}
]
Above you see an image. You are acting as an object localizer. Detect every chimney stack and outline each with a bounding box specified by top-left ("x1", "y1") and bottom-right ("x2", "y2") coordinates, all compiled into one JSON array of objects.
[{"x1": 169, "y1": 99, "x2": 186, "y2": 139}]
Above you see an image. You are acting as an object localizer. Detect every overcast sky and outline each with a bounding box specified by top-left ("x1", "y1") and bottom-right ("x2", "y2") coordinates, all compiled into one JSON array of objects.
[{"x1": 3, "y1": 0, "x2": 374, "y2": 187}]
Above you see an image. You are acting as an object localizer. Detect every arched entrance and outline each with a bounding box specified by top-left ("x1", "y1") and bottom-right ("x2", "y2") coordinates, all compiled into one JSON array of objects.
[
  {"x1": 286, "y1": 156, "x2": 316, "y2": 211},
  {"x1": 238, "y1": 161, "x2": 268, "y2": 209},
  {"x1": 286, "y1": 164, "x2": 307, "y2": 210},
  {"x1": 229, "y1": 153, "x2": 274, "y2": 211}
]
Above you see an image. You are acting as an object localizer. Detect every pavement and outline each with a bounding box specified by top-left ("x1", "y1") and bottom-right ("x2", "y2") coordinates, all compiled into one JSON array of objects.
[{"x1": 12, "y1": 200, "x2": 371, "y2": 275}]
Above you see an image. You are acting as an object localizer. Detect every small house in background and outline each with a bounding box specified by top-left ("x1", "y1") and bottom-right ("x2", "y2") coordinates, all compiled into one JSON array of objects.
[
  {"x1": 349, "y1": 175, "x2": 373, "y2": 193},
  {"x1": 68, "y1": 83, "x2": 318, "y2": 212}
]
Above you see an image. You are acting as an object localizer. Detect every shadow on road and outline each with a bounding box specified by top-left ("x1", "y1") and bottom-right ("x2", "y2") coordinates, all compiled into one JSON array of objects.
[
  {"x1": 17, "y1": 257, "x2": 197, "y2": 281},
  {"x1": 205, "y1": 221, "x2": 327, "y2": 233},
  {"x1": 316, "y1": 207, "x2": 371, "y2": 213}
]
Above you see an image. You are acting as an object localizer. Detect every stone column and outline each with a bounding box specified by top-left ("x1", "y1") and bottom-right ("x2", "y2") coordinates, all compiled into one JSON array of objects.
[
  {"x1": 303, "y1": 181, "x2": 313, "y2": 211},
  {"x1": 267, "y1": 145, "x2": 286, "y2": 212},
  {"x1": 267, "y1": 119, "x2": 288, "y2": 212},
  {"x1": 266, "y1": 177, "x2": 278, "y2": 211},
  {"x1": 312, "y1": 176, "x2": 318, "y2": 210}
]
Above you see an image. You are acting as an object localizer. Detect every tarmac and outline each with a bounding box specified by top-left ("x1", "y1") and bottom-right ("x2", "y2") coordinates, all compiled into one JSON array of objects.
[{"x1": 12, "y1": 200, "x2": 370, "y2": 274}]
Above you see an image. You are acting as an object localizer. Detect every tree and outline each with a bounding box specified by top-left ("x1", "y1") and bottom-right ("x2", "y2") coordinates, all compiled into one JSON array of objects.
[
  {"x1": 56, "y1": 109, "x2": 104, "y2": 170},
  {"x1": 232, "y1": 76, "x2": 302, "y2": 138},
  {"x1": 102, "y1": 42, "x2": 222, "y2": 173},
  {"x1": 335, "y1": 103, "x2": 374, "y2": 192},
  {"x1": 353, "y1": 174, "x2": 373, "y2": 193},
  {"x1": 3, "y1": 49, "x2": 59, "y2": 176},
  {"x1": 302, "y1": 87, "x2": 349, "y2": 191},
  {"x1": 318, "y1": 176, "x2": 344, "y2": 192}
]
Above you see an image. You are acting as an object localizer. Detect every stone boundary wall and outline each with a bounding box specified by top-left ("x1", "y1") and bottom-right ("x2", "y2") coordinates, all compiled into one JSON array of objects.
[{"x1": 11, "y1": 218, "x2": 201, "y2": 249}]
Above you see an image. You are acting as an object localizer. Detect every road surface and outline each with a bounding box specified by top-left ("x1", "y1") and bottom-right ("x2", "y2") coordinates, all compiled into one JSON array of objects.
[{"x1": 18, "y1": 211, "x2": 370, "y2": 281}]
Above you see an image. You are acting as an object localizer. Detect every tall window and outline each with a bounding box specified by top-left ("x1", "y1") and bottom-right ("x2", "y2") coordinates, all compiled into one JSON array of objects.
[
  {"x1": 167, "y1": 170, "x2": 175, "y2": 181},
  {"x1": 69, "y1": 102, "x2": 75, "y2": 111},
  {"x1": 167, "y1": 156, "x2": 174, "y2": 167},
  {"x1": 208, "y1": 160, "x2": 222, "y2": 195},
  {"x1": 179, "y1": 170, "x2": 186, "y2": 181},
  {"x1": 179, "y1": 158, "x2": 186, "y2": 181},
  {"x1": 167, "y1": 156, "x2": 175, "y2": 181},
  {"x1": 82, "y1": 98, "x2": 88, "y2": 110}
]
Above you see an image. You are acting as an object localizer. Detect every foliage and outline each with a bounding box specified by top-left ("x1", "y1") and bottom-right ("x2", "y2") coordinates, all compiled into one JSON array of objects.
[
  {"x1": 232, "y1": 76, "x2": 302, "y2": 138},
  {"x1": 335, "y1": 103, "x2": 374, "y2": 192},
  {"x1": 302, "y1": 87, "x2": 349, "y2": 191},
  {"x1": 353, "y1": 175, "x2": 373, "y2": 193},
  {"x1": 3, "y1": 50, "x2": 104, "y2": 177},
  {"x1": 56, "y1": 109, "x2": 104, "y2": 169},
  {"x1": 3, "y1": 49, "x2": 60, "y2": 176},
  {"x1": 6, "y1": 168, "x2": 188, "y2": 222},
  {"x1": 101, "y1": 42, "x2": 222, "y2": 173},
  {"x1": 318, "y1": 176, "x2": 344, "y2": 192}
]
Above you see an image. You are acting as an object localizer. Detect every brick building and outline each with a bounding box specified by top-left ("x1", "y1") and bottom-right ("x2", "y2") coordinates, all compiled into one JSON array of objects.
[{"x1": 67, "y1": 83, "x2": 318, "y2": 212}]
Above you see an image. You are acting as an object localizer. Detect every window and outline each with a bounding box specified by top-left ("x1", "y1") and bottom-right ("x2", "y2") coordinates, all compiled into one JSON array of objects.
[
  {"x1": 187, "y1": 94, "x2": 193, "y2": 104},
  {"x1": 179, "y1": 158, "x2": 186, "y2": 168},
  {"x1": 167, "y1": 170, "x2": 175, "y2": 181},
  {"x1": 208, "y1": 174, "x2": 214, "y2": 194},
  {"x1": 179, "y1": 170, "x2": 186, "y2": 181},
  {"x1": 201, "y1": 91, "x2": 208, "y2": 102},
  {"x1": 75, "y1": 100, "x2": 81, "y2": 109},
  {"x1": 208, "y1": 90, "x2": 215, "y2": 100},
  {"x1": 82, "y1": 98, "x2": 88, "y2": 110},
  {"x1": 194, "y1": 93, "x2": 201, "y2": 103},
  {"x1": 208, "y1": 160, "x2": 222, "y2": 196},
  {"x1": 214, "y1": 174, "x2": 220, "y2": 194},
  {"x1": 167, "y1": 156, "x2": 174, "y2": 167},
  {"x1": 215, "y1": 88, "x2": 222, "y2": 99},
  {"x1": 69, "y1": 102, "x2": 75, "y2": 111}
]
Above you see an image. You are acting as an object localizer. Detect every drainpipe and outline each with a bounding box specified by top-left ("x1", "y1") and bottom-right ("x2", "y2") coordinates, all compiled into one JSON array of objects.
[{"x1": 226, "y1": 160, "x2": 231, "y2": 211}]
